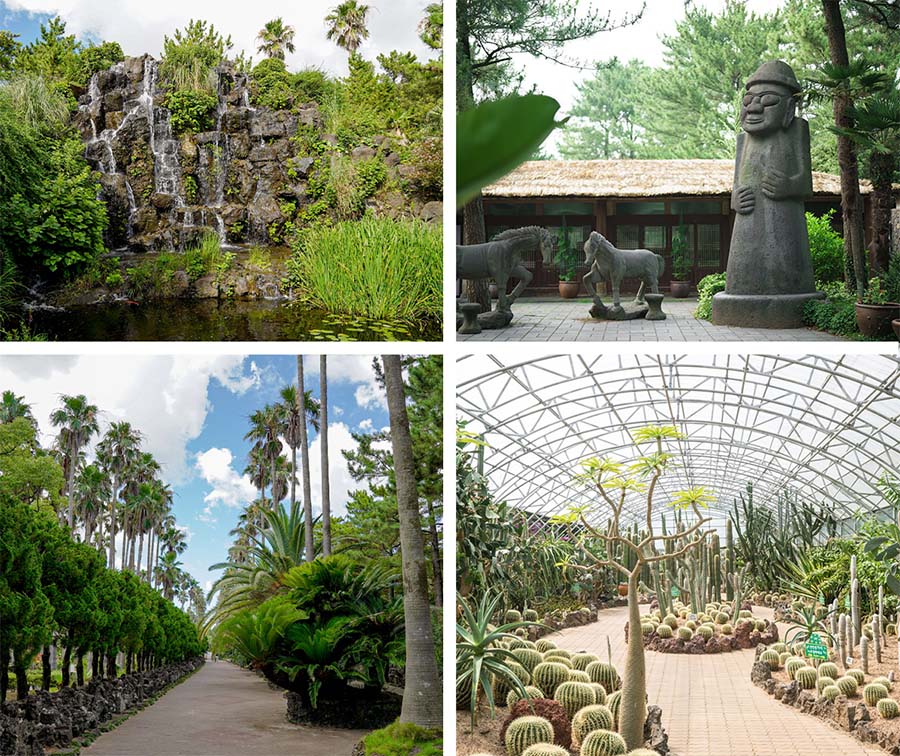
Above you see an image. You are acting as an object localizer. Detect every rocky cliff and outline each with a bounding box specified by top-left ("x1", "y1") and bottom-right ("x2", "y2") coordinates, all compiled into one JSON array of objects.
[{"x1": 74, "y1": 55, "x2": 439, "y2": 252}]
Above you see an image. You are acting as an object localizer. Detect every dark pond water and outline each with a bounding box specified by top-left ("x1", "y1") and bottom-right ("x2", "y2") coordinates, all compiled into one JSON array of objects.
[{"x1": 21, "y1": 299, "x2": 441, "y2": 342}]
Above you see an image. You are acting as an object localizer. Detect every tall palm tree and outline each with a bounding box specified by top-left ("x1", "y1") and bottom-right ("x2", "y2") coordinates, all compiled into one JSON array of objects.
[
  {"x1": 121, "y1": 452, "x2": 161, "y2": 571},
  {"x1": 256, "y1": 17, "x2": 296, "y2": 60},
  {"x1": 245, "y1": 404, "x2": 283, "y2": 514},
  {"x1": 0, "y1": 390, "x2": 35, "y2": 426},
  {"x1": 417, "y1": 3, "x2": 442, "y2": 50},
  {"x1": 325, "y1": 0, "x2": 370, "y2": 55},
  {"x1": 277, "y1": 384, "x2": 320, "y2": 514},
  {"x1": 96, "y1": 421, "x2": 141, "y2": 570},
  {"x1": 382, "y1": 355, "x2": 441, "y2": 727},
  {"x1": 155, "y1": 550, "x2": 183, "y2": 602},
  {"x1": 320, "y1": 356, "x2": 332, "y2": 556},
  {"x1": 297, "y1": 356, "x2": 314, "y2": 561},
  {"x1": 75, "y1": 464, "x2": 109, "y2": 548},
  {"x1": 50, "y1": 394, "x2": 100, "y2": 535}
]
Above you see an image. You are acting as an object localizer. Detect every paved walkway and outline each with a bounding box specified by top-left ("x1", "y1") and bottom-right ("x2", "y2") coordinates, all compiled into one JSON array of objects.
[
  {"x1": 457, "y1": 298, "x2": 845, "y2": 341},
  {"x1": 549, "y1": 605, "x2": 881, "y2": 756},
  {"x1": 81, "y1": 661, "x2": 367, "y2": 756}
]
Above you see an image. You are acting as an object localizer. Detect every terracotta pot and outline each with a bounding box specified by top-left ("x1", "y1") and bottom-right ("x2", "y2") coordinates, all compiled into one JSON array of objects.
[
  {"x1": 617, "y1": 583, "x2": 628, "y2": 597},
  {"x1": 559, "y1": 280, "x2": 580, "y2": 299},
  {"x1": 670, "y1": 280, "x2": 691, "y2": 298},
  {"x1": 855, "y1": 302, "x2": 900, "y2": 339},
  {"x1": 893, "y1": 319, "x2": 900, "y2": 342}
]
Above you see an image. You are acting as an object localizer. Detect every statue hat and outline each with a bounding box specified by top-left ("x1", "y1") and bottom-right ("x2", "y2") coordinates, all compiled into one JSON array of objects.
[{"x1": 745, "y1": 60, "x2": 802, "y2": 93}]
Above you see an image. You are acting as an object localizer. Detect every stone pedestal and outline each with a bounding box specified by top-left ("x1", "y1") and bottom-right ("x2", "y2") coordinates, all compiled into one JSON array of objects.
[
  {"x1": 589, "y1": 297, "x2": 648, "y2": 321},
  {"x1": 457, "y1": 303, "x2": 482, "y2": 334},
  {"x1": 712, "y1": 291, "x2": 824, "y2": 329},
  {"x1": 645, "y1": 293, "x2": 667, "y2": 320}
]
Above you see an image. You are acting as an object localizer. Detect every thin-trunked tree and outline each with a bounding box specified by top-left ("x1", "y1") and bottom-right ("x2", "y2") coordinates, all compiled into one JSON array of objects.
[{"x1": 570, "y1": 425, "x2": 713, "y2": 750}]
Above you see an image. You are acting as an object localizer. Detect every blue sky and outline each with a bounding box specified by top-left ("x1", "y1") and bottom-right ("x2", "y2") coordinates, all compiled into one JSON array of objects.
[
  {"x1": 0, "y1": 354, "x2": 390, "y2": 593},
  {"x1": 0, "y1": 0, "x2": 437, "y2": 75}
]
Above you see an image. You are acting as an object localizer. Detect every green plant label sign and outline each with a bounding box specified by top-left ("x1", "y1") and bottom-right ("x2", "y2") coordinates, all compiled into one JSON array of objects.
[
  {"x1": 805, "y1": 633, "x2": 829, "y2": 660},
  {"x1": 671, "y1": 586, "x2": 680, "y2": 597}
]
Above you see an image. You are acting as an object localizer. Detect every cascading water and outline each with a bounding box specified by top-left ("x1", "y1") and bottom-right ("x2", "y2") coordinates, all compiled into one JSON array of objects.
[{"x1": 141, "y1": 60, "x2": 183, "y2": 199}]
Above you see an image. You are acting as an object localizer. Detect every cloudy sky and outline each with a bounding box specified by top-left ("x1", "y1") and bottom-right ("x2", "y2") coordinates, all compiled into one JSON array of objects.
[
  {"x1": 502, "y1": 0, "x2": 787, "y2": 154},
  {"x1": 0, "y1": 0, "x2": 436, "y2": 74},
  {"x1": 0, "y1": 354, "x2": 390, "y2": 597}
]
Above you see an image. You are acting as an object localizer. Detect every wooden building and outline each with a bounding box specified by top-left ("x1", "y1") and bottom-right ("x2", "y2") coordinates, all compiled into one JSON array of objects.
[{"x1": 464, "y1": 159, "x2": 882, "y2": 294}]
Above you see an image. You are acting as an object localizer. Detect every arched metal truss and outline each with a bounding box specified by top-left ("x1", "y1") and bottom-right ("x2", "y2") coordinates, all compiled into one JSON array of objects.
[{"x1": 457, "y1": 354, "x2": 900, "y2": 528}]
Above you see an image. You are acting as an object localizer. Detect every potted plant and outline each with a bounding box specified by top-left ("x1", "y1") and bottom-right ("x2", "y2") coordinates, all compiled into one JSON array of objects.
[
  {"x1": 670, "y1": 221, "x2": 692, "y2": 298},
  {"x1": 855, "y1": 276, "x2": 900, "y2": 339},
  {"x1": 885, "y1": 253, "x2": 900, "y2": 341},
  {"x1": 557, "y1": 234, "x2": 580, "y2": 298}
]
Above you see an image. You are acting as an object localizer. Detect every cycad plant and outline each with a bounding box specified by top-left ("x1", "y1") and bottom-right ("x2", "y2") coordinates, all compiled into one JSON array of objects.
[{"x1": 217, "y1": 595, "x2": 306, "y2": 665}]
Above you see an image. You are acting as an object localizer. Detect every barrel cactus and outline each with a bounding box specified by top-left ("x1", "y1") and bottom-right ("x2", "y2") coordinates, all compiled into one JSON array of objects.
[
  {"x1": 873, "y1": 676, "x2": 893, "y2": 691},
  {"x1": 571, "y1": 703, "x2": 614, "y2": 743},
  {"x1": 864, "y1": 683, "x2": 889, "y2": 706},
  {"x1": 822, "y1": 684, "x2": 841, "y2": 701},
  {"x1": 656, "y1": 624, "x2": 673, "y2": 639},
  {"x1": 770, "y1": 642, "x2": 787, "y2": 653},
  {"x1": 721, "y1": 623, "x2": 734, "y2": 635},
  {"x1": 524, "y1": 609, "x2": 539, "y2": 622},
  {"x1": 677, "y1": 626, "x2": 693, "y2": 641},
  {"x1": 785, "y1": 658, "x2": 805, "y2": 679},
  {"x1": 778, "y1": 651, "x2": 791, "y2": 666},
  {"x1": 760, "y1": 649, "x2": 781, "y2": 669},
  {"x1": 586, "y1": 661, "x2": 621, "y2": 692},
  {"x1": 508, "y1": 638, "x2": 530, "y2": 651},
  {"x1": 795, "y1": 667, "x2": 817, "y2": 690},
  {"x1": 572, "y1": 653, "x2": 599, "y2": 671},
  {"x1": 663, "y1": 614, "x2": 678, "y2": 628},
  {"x1": 554, "y1": 681, "x2": 597, "y2": 718},
  {"x1": 606, "y1": 690, "x2": 621, "y2": 726},
  {"x1": 755, "y1": 619, "x2": 767, "y2": 631},
  {"x1": 588, "y1": 683, "x2": 607, "y2": 704},
  {"x1": 532, "y1": 662, "x2": 571, "y2": 698},
  {"x1": 847, "y1": 668, "x2": 865, "y2": 685},
  {"x1": 521, "y1": 745, "x2": 568, "y2": 756},
  {"x1": 836, "y1": 676, "x2": 859, "y2": 696},
  {"x1": 535, "y1": 639, "x2": 557, "y2": 653},
  {"x1": 505, "y1": 716, "x2": 555, "y2": 756},
  {"x1": 715, "y1": 611, "x2": 729, "y2": 624},
  {"x1": 494, "y1": 661, "x2": 531, "y2": 701},
  {"x1": 886, "y1": 622, "x2": 897, "y2": 636},
  {"x1": 544, "y1": 648, "x2": 573, "y2": 661},
  {"x1": 569, "y1": 670, "x2": 590, "y2": 683},
  {"x1": 878, "y1": 698, "x2": 900, "y2": 719},
  {"x1": 818, "y1": 662, "x2": 839, "y2": 680},
  {"x1": 625, "y1": 750, "x2": 661, "y2": 756},
  {"x1": 641, "y1": 623, "x2": 655, "y2": 636},
  {"x1": 580, "y1": 729, "x2": 627, "y2": 756},
  {"x1": 506, "y1": 609, "x2": 524, "y2": 623},
  {"x1": 513, "y1": 648, "x2": 544, "y2": 674},
  {"x1": 816, "y1": 676, "x2": 834, "y2": 693},
  {"x1": 696, "y1": 625, "x2": 713, "y2": 640},
  {"x1": 507, "y1": 685, "x2": 545, "y2": 709},
  {"x1": 543, "y1": 655, "x2": 573, "y2": 669}
]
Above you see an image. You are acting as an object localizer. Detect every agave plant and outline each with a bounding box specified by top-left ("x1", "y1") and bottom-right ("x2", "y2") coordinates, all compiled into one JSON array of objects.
[
  {"x1": 783, "y1": 602, "x2": 836, "y2": 647},
  {"x1": 456, "y1": 590, "x2": 542, "y2": 728}
]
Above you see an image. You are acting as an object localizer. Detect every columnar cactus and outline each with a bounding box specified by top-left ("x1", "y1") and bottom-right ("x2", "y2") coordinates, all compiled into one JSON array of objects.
[
  {"x1": 839, "y1": 614, "x2": 849, "y2": 671},
  {"x1": 874, "y1": 614, "x2": 882, "y2": 664},
  {"x1": 572, "y1": 653, "x2": 599, "y2": 671},
  {"x1": 760, "y1": 650, "x2": 781, "y2": 669},
  {"x1": 822, "y1": 684, "x2": 841, "y2": 701},
  {"x1": 514, "y1": 648, "x2": 545, "y2": 674},
  {"x1": 818, "y1": 662, "x2": 839, "y2": 680},
  {"x1": 795, "y1": 667, "x2": 817, "y2": 690},
  {"x1": 864, "y1": 683, "x2": 889, "y2": 706},
  {"x1": 851, "y1": 555, "x2": 860, "y2": 647},
  {"x1": 656, "y1": 625, "x2": 673, "y2": 639},
  {"x1": 554, "y1": 681, "x2": 597, "y2": 718},
  {"x1": 505, "y1": 716, "x2": 555, "y2": 756},
  {"x1": 580, "y1": 729, "x2": 627, "y2": 756},
  {"x1": 521, "y1": 745, "x2": 568, "y2": 756},
  {"x1": 861, "y1": 636, "x2": 869, "y2": 674},
  {"x1": 532, "y1": 662, "x2": 571, "y2": 698},
  {"x1": 878, "y1": 698, "x2": 900, "y2": 719},
  {"x1": 586, "y1": 661, "x2": 621, "y2": 692},
  {"x1": 507, "y1": 685, "x2": 546, "y2": 709},
  {"x1": 836, "y1": 676, "x2": 859, "y2": 696},
  {"x1": 571, "y1": 704, "x2": 614, "y2": 743}
]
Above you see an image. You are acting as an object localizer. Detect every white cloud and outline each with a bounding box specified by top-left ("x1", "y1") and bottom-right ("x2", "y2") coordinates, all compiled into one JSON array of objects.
[
  {"x1": 358, "y1": 418, "x2": 374, "y2": 432},
  {"x1": 0, "y1": 354, "x2": 263, "y2": 484},
  {"x1": 303, "y1": 355, "x2": 386, "y2": 410},
  {"x1": 194, "y1": 447, "x2": 257, "y2": 521},
  {"x1": 6, "y1": 0, "x2": 436, "y2": 75},
  {"x1": 288, "y1": 421, "x2": 358, "y2": 519},
  {"x1": 333, "y1": 405, "x2": 344, "y2": 417}
]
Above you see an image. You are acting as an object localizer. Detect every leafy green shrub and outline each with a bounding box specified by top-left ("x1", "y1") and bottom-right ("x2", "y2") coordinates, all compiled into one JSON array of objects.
[
  {"x1": 294, "y1": 68, "x2": 333, "y2": 104},
  {"x1": 79, "y1": 42, "x2": 124, "y2": 81},
  {"x1": 362, "y1": 721, "x2": 442, "y2": 756},
  {"x1": 167, "y1": 90, "x2": 218, "y2": 135},
  {"x1": 183, "y1": 175, "x2": 199, "y2": 204},
  {"x1": 247, "y1": 246, "x2": 272, "y2": 270},
  {"x1": 405, "y1": 137, "x2": 442, "y2": 200},
  {"x1": 885, "y1": 251, "x2": 900, "y2": 303},
  {"x1": 802, "y1": 282, "x2": 858, "y2": 337},
  {"x1": 694, "y1": 272, "x2": 726, "y2": 320},
  {"x1": 806, "y1": 210, "x2": 845, "y2": 285},
  {"x1": 284, "y1": 215, "x2": 441, "y2": 322},
  {"x1": 160, "y1": 19, "x2": 231, "y2": 93},
  {"x1": 250, "y1": 58, "x2": 294, "y2": 110}
]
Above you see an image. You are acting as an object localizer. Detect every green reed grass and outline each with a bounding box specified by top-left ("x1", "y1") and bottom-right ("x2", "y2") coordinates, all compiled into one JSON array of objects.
[{"x1": 287, "y1": 216, "x2": 441, "y2": 321}]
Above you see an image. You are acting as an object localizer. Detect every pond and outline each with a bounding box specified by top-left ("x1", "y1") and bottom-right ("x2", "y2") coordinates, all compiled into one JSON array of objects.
[{"x1": 18, "y1": 299, "x2": 441, "y2": 342}]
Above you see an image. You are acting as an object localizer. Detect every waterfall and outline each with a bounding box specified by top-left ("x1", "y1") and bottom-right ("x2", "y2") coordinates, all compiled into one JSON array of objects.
[{"x1": 141, "y1": 60, "x2": 183, "y2": 201}]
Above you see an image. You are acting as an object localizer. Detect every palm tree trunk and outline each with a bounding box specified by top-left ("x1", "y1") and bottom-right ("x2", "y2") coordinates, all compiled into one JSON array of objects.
[
  {"x1": 425, "y1": 498, "x2": 442, "y2": 607},
  {"x1": 66, "y1": 448, "x2": 76, "y2": 533},
  {"x1": 297, "y1": 356, "x2": 314, "y2": 561},
  {"x1": 289, "y1": 443, "x2": 297, "y2": 511},
  {"x1": 320, "y1": 356, "x2": 331, "y2": 557},
  {"x1": 382, "y1": 355, "x2": 441, "y2": 727},
  {"x1": 108, "y1": 476, "x2": 117, "y2": 570},
  {"x1": 136, "y1": 528, "x2": 144, "y2": 580}
]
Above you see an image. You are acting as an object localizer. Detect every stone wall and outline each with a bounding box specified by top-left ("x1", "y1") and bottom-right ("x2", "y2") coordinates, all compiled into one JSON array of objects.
[
  {"x1": 892, "y1": 207, "x2": 900, "y2": 258},
  {"x1": 285, "y1": 686, "x2": 401, "y2": 730},
  {"x1": 0, "y1": 657, "x2": 204, "y2": 756}
]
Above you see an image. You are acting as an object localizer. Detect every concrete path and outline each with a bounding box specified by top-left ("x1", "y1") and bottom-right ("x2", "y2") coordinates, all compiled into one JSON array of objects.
[
  {"x1": 81, "y1": 661, "x2": 367, "y2": 756},
  {"x1": 456, "y1": 297, "x2": 845, "y2": 341},
  {"x1": 549, "y1": 605, "x2": 881, "y2": 756}
]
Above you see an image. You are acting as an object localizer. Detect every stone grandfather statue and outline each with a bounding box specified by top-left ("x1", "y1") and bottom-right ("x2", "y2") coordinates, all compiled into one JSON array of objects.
[{"x1": 712, "y1": 60, "x2": 823, "y2": 328}]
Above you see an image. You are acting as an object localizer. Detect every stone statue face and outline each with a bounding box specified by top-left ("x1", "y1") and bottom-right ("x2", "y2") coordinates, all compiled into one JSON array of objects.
[{"x1": 740, "y1": 83, "x2": 793, "y2": 135}]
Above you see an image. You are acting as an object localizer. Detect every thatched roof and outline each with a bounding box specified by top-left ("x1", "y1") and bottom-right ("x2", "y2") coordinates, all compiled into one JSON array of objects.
[{"x1": 482, "y1": 159, "x2": 875, "y2": 198}]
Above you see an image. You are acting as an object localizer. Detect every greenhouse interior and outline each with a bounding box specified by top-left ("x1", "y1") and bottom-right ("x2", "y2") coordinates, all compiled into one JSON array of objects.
[{"x1": 456, "y1": 353, "x2": 900, "y2": 756}]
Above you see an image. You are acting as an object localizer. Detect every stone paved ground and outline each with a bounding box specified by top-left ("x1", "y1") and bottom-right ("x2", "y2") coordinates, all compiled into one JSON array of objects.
[
  {"x1": 457, "y1": 298, "x2": 845, "y2": 342},
  {"x1": 81, "y1": 661, "x2": 367, "y2": 756},
  {"x1": 547, "y1": 605, "x2": 881, "y2": 756}
]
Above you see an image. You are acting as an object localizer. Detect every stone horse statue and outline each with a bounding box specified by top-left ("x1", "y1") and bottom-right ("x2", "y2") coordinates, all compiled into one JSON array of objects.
[
  {"x1": 457, "y1": 226, "x2": 554, "y2": 316},
  {"x1": 583, "y1": 231, "x2": 665, "y2": 311}
]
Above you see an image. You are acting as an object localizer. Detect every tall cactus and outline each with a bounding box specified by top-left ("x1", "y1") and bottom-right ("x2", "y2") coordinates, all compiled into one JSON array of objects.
[
  {"x1": 725, "y1": 519, "x2": 735, "y2": 600},
  {"x1": 874, "y1": 615, "x2": 882, "y2": 664},
  {"x1": 839, "y1": 613, "x2": 849, "y2": 671},
  {"x1": 851, "y1": 556, "x2": 860, "y2": 647},
  {"x1": 861, "y1": 635, "x2": 869, "y2": 674}
]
